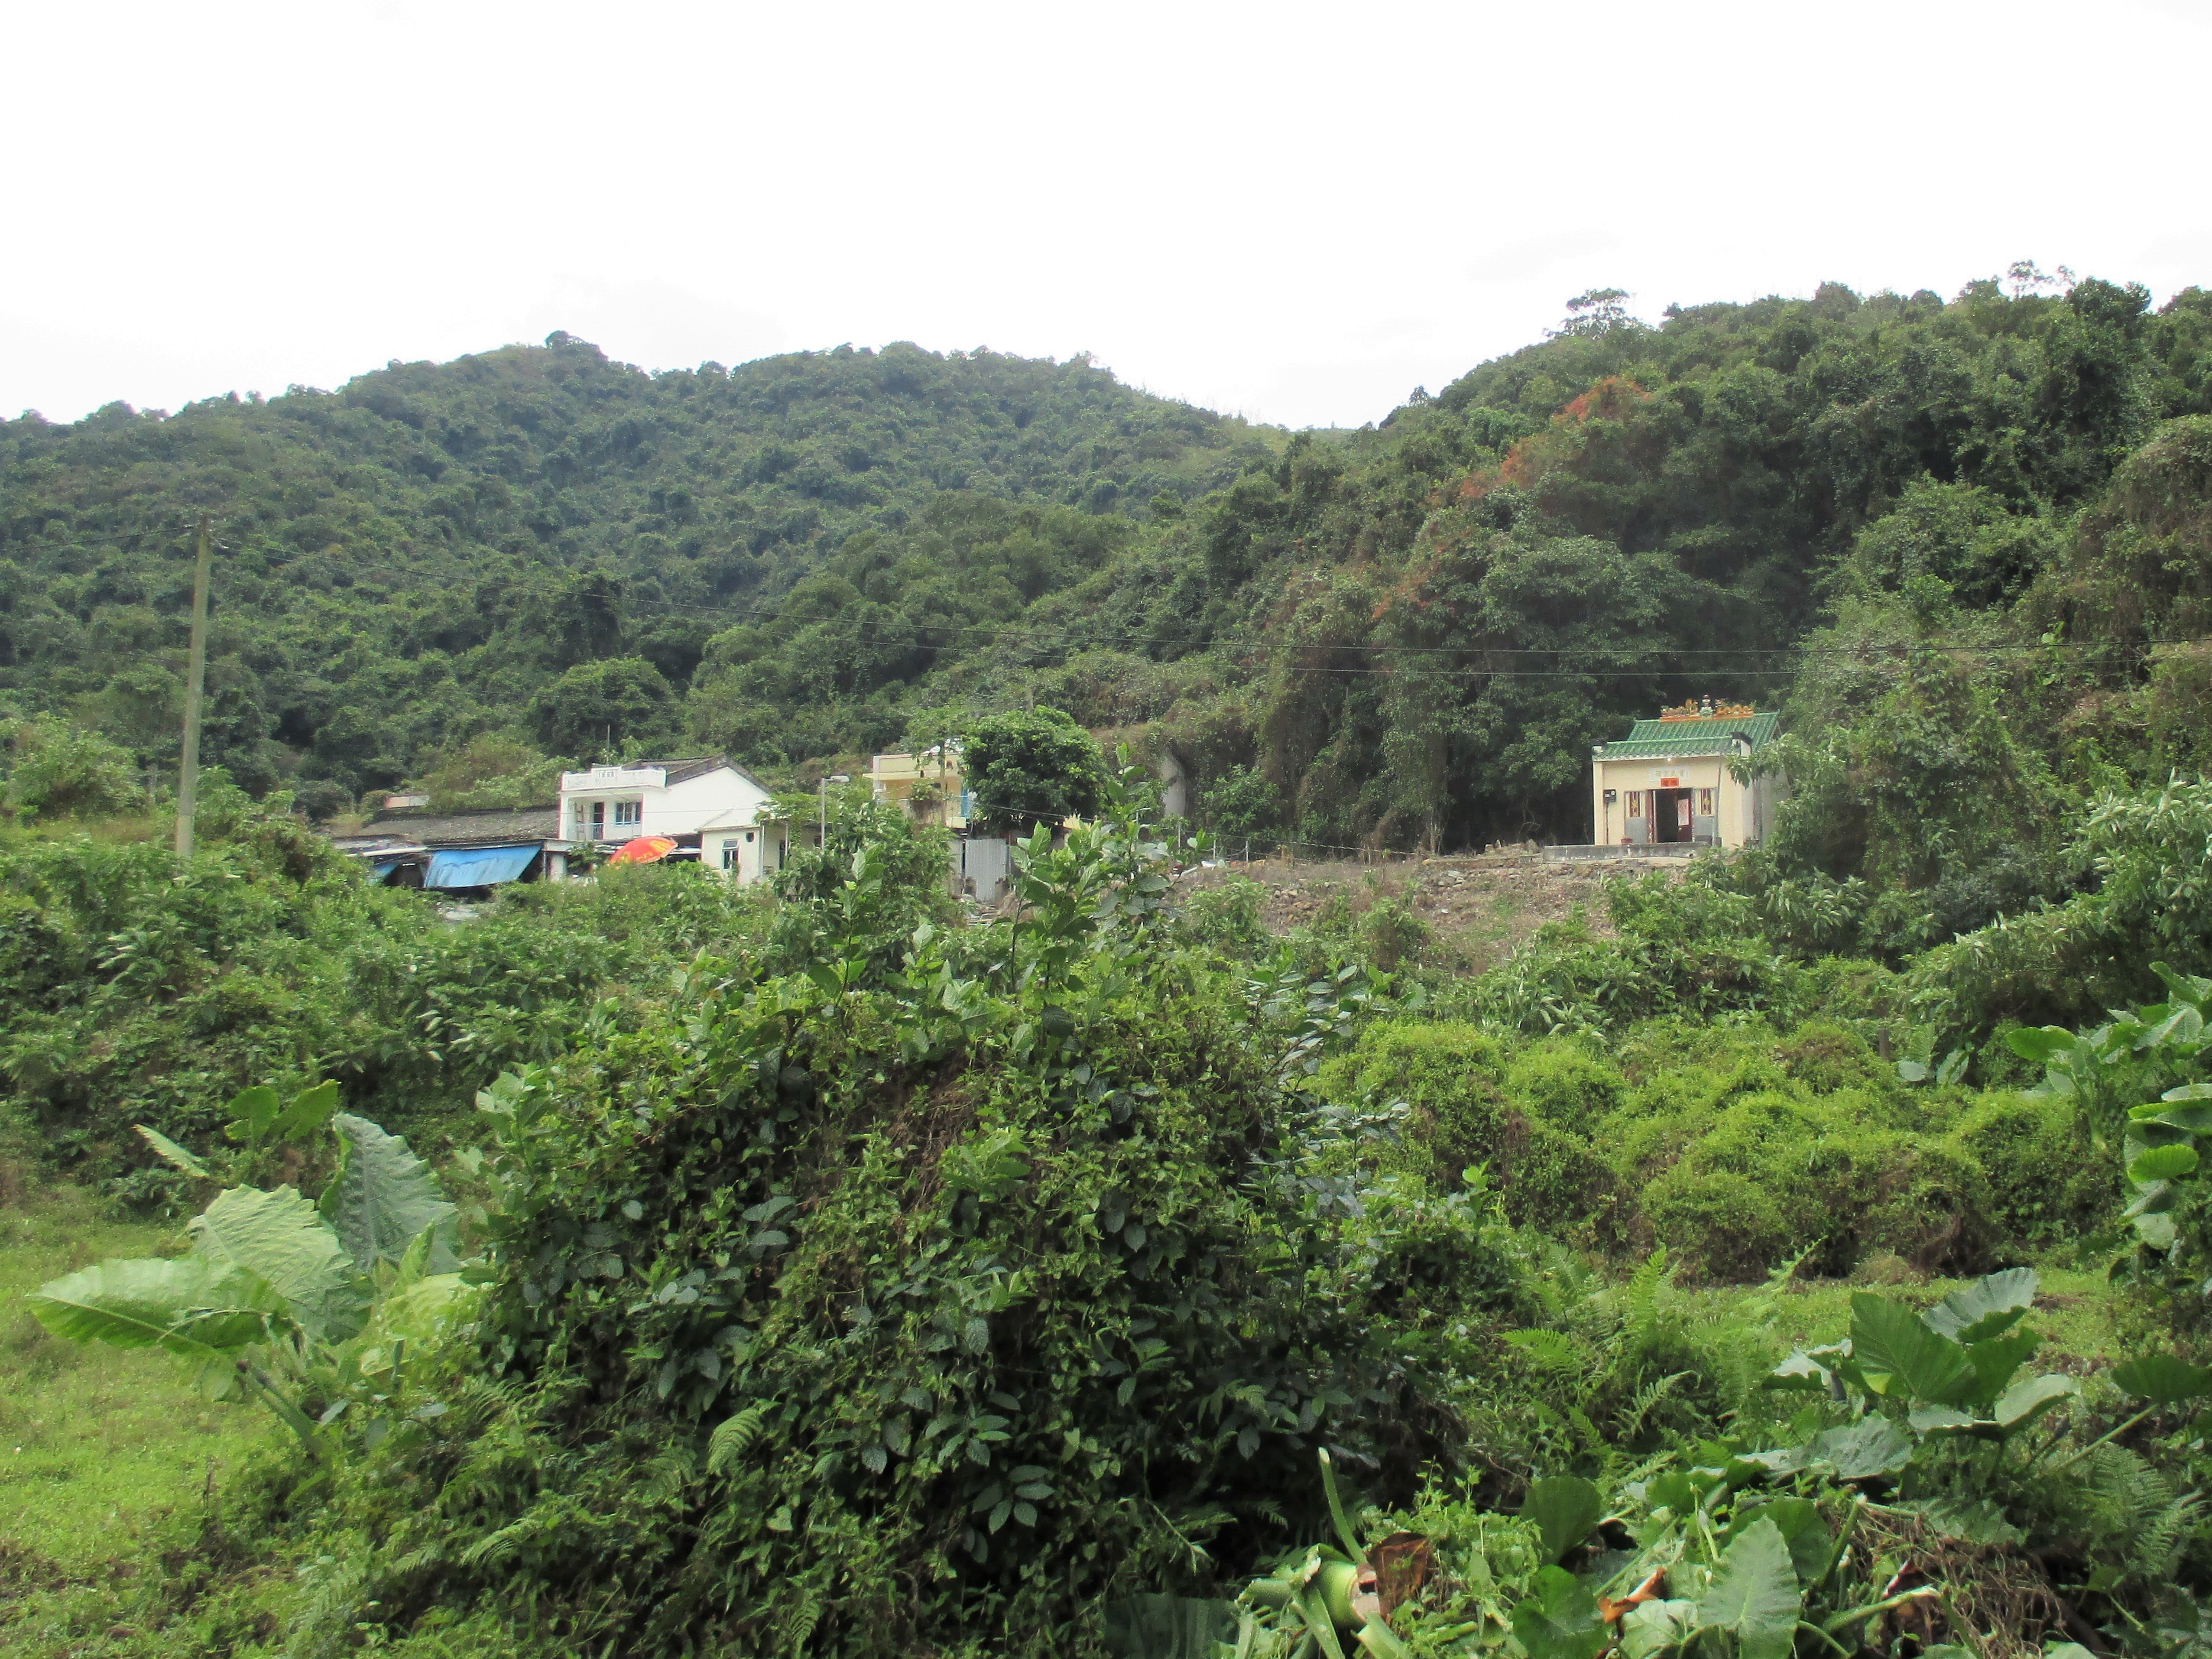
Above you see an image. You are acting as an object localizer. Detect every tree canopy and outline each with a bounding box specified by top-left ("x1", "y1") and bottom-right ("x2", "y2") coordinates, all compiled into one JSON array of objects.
[{"x1": 961, "y1": 706, "x2": 1104, "y2": 831}]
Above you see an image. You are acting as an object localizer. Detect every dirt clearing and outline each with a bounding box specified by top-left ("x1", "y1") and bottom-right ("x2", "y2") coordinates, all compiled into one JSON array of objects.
[{"x1": 1178, "y1": 849, "x2": 1691, "y2": 973}]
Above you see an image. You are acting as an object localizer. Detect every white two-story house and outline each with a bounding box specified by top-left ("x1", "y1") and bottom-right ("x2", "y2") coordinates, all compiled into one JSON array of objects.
[{"x1": 557, "y1": 757, "x2": 789, "y2": 884}]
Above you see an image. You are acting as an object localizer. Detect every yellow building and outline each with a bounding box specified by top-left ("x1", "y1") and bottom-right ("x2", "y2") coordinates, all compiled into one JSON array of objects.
[
  {"x1": 868, "y1": 745, "x2": 972, "y2": 832},
  {"x1": 1591, "y1": 702, "x2": 1780, "y2": 849}
]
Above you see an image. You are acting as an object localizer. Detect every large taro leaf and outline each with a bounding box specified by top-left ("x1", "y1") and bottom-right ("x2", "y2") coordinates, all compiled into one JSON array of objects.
[
  {"x1": 273, "y1": 1080, "x2": 340, "y2": 1140},
  {"x1": 1851, "y1": 1294, "x2": 1972, "y2": 1405},
  {"x1": 1695, "y1": 1517, "x2": 1801, "y2": 1659},
  {"x1": 1911, "y1": 1372, "x2": 2075, "y2": 1441},
  {"x1": 2112, "y1": 1352, "x2": 2212, "y2": 1404},
  {"x1": 1511, "y1": 1566, "x2": 1608, "y2": 1659},
  {"x1": 192, "y1": 1186, "x2": 366, "y2": 1343},
  {"x1": 1991, "y1": 1372, "x2": 2077, "y2": 1431},
  {"x1": 1522, "y1": 1475, "x2": 1604, "y2": 1566},
  {"x1": 1960, "y1": 1329, "x2": 2041, "y2": 1413},
  {"x1": 326, "y1": 1113, "x2": 458, "y2": 1275},
  {"x1": 1921, "y1": 1268, "x2": 2038, "y2": 1343},
  {"x1": 2129, "y1": 1144, "x2": 2201, "y2": 1183},
  {"x1": 134, "y1": 1124, "x2": 209, "y2": 1178},
  {"x1": 1620, "y1": 1599, "x2": 1697, "y2": 1659},
  {"x1": 28, "y1": 1256, "x2": 291, "y2": 1358},
  {"x1": 223, "y1": 1084, "x2": 283, "y2": 1143},
  {"x1": 347, "y1": 1272, "x2": 481, "y2": 1379},
  {"x1": 1809, "y1": 1414, "x2": 1913, "y2": 1478},
  {"x1": 1732, "y1": 1497, "x2": 1831, "y2": 1585}
]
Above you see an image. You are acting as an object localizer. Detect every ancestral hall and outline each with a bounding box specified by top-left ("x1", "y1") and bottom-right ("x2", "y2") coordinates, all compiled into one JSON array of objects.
[{"x1": 1590, "y1": 699, "x2": 1780, "y2": 849}]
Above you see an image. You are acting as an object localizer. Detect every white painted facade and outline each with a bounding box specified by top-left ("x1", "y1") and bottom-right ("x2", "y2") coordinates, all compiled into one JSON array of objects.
[{"x1": 557, "y1": 760, "x2": 789, "y2": 884}]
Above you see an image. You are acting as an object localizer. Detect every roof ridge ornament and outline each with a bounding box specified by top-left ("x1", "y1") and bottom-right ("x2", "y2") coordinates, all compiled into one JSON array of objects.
[{"x1": 1658, "y1": 697, "x2": 1755, "y2": 721}]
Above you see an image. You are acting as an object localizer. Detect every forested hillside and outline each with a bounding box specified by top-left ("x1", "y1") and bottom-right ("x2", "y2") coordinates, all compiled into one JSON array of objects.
[
  {"x1": 7, "y1": 274, "x2": 2212, "y2": 964},
  {"x1": 0, "y1": 337, "x2": 1273, "y2": 796},
  {"x1": 609, "y1": 272, "x2": 2212, "y2": 976},
  {"x1": 16, "y1": 272, "x2": 2212, "y2": 1659},
  {"x1": 971, "y1": 279, "x2": 2212, "y2": 848}
]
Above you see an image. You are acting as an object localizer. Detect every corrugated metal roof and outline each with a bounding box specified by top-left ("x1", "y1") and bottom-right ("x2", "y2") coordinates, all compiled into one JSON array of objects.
[
  {"x1": 361, "y1": 805, "x2": 560, "y2": 846},
  {"x1": 1596, "y1": 710, "x2": 1779, "y2": 760}
]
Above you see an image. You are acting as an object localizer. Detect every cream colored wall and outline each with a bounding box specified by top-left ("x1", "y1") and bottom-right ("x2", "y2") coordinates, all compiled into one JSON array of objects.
[
  {"x1": 870, "y1": 752, "x2": 969, "y2": 831},
  {"x1": 1594, "y1": 756, "x2": 1766, "y2": 847}
]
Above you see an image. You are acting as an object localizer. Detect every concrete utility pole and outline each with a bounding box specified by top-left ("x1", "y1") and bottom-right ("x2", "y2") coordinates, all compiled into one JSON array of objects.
[
  {"x1": 174, "y1": 514, "x2": 213, "y2": 859},
  {"x1": 819, "y1": 773, "x2": 850, "y2": 846}
]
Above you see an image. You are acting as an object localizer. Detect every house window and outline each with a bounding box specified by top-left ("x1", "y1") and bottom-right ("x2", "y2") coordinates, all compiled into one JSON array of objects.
[
  {"x1": 1627, "y1": 791, "x2": 1643, "y2": 819},
  {"x1": 721, "y1": 840, "x2": 737, "y2": 871},
  {"x1": 613, "y1": 800, "x2": 641, "y2": 827},
  {"x1": 1698, "y1": 788, "x2": 1714, "y2": 817},
  {"x1": 743, "y1": 830, "x2": 755, "y2": 843},
  {"x1": 589, "y1": 801, "x2": 605, "y2": 838}
]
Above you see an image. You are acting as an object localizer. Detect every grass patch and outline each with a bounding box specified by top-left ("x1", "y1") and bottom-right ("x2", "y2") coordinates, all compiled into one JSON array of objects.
[
  {"x1": 0, "y1": 1168, "x2": 281, "y2": 1655},
  {"x1": 1689, "y1": 1265, "x2": 2123, "y2": 1371}
]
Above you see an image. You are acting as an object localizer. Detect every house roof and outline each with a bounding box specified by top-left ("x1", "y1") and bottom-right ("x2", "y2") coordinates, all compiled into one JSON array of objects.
[
  {"x1": 628, "y1": 757, "x2": 726, "y2": 787},
  {"x1": 1596, "y1": 710, "x2": 1780, "y2": 760},
  {"x1": 359, "y1": 804, "x2": 562, "y2": 846},
  {"x1": 575, "y1": 756, "x2": 768, "y2": 791}
]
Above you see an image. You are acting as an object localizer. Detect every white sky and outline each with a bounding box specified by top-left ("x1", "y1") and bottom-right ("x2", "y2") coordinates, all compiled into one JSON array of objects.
[{"x1": 5, "y1": 0, "x2": 2207, "y2": 432}]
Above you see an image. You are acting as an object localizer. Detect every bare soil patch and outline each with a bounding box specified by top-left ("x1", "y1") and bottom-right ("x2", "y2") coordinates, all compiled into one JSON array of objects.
[{"x1": 1179, "y1": 850, "x2": 1689, "y2": 974}]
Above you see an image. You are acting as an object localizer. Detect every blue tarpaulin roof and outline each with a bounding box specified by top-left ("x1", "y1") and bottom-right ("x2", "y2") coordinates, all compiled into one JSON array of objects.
[{"x1": 424, "y1": 844, "x2": 540, "y2": 889}]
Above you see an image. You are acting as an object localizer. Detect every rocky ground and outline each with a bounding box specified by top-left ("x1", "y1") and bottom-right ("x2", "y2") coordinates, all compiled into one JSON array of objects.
[{"x1": 1179, "y1": 848, "x2": 1692, "y2": 973}]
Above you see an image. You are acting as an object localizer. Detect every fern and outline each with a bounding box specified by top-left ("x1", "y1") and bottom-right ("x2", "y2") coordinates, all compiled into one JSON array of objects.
[
  {"x1": 1618, "y1": 1248, "x2": 1674, "y2": 1343},
  {"x1": 459, "y1": 1515, "x2": 536, "y2": 1571},
  {"x1": 2133, "y1": 1491, "x2": 2203, "y2": 1582},
  {"x1": 1620, "y1": 1370, "x2": 1692, "y2": 1440},
  {"x1": 708, "y1": 1401, "x2": 771, "y2": 1474},
  {"x1": 1503, "y1": 1329, "x2": 1591, "y2": 1373},
  {"x1": 783, "y1": 1584, "x2": 825, "y2": 1654}
]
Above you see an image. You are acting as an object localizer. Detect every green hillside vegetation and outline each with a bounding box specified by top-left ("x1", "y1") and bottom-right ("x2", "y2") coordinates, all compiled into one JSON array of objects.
[
  {"x1": 0, "y1": 337, "x2": 1274, "y2": 794},
  {"x1": 7, "y1": 272, "x2": 2212, "y2": 1656}
]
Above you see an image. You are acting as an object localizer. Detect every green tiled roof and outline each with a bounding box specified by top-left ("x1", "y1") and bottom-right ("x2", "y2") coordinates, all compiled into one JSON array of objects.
[{"x1": 1596, "y1": 710, "x2": 1779, "y2": 759}]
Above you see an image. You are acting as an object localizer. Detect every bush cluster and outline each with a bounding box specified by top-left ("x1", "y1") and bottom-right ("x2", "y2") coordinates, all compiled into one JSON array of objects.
[
  {"x1": 0, "y1": 806, "x2": 772, "y2": 1197},
  {"x1": 1318, "y1": 1014, "x2": 2108, "y2": 1282}
]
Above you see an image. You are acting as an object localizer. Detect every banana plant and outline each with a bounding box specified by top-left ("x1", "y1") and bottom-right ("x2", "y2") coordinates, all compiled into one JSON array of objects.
[{"x1": 31, "y1": 1102, "x2": 472, "y2": 1464}]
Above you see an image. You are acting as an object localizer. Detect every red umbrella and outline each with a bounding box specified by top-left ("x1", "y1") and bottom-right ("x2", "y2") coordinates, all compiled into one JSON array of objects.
[{"x1": 606, "y1": 836, "x2": 677, "y2": 865}]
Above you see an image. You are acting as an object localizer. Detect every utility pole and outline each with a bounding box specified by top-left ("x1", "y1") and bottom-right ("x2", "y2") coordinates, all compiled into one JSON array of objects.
[
  {"x1": 174, "y1": 515, "x2": 215, "y2": 858},
  {"x1": 819, "y1": 773, "x2": 849, "y2": 847}
]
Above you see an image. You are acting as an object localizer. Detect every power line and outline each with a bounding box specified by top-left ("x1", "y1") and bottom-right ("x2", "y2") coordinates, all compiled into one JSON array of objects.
[{"x1": 199, "y1": 557, "x2": 2136, "y2": 664}]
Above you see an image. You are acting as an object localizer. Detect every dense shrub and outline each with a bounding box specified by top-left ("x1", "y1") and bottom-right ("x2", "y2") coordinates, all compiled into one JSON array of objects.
[
  {"x1": 1500, "y1": 1040, "x2": 1626, "y2": 1135},
  {"x1": 0, "y1": 811, "x2": 777, "y2": 1188},
  {"x1": 1945, "y1": 1089, "x2": 2107, "y2": 1247},
  {"x1": 1316, "y1": 1022, "x2": 1610, "y2": 1230},
  {"x1": 1916, "y1": 774, "x2": 2212, "y2": 1038},
  {"x1": 1171, "y1": 872, "x2": 1270, "y2": 958},
  {"x1": 296, "y1": 804, "x2": 1542, "y2": 1655},
  {"x1": 1326, "y1": 1008, "x2": 2095, "y2": 1282},
  {"x1": 1, "y1": 714, "x2": 144, "y2": 820},
  {"x1": 1454, "y1": 867, "x2": 1800, "y2": 1036}
]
